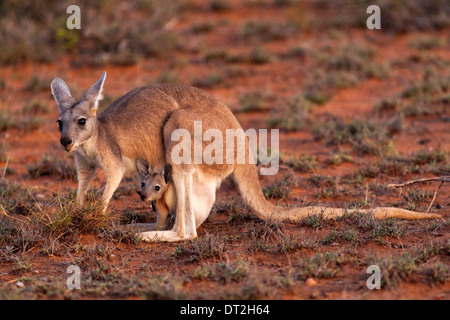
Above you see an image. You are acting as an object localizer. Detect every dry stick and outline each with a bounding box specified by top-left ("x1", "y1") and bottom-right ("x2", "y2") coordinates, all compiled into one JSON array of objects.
[
  {"x1": 365, "y1": 182, "x2": 369, "y2": 205},
  {"x1": 426, "y1": 181, "x2": 444, "y2": 214},
  {"x1": 388, "y1": 176, "x2": 449, "y2": 213},
  {"x1": 1, "y1": 157, "x2": 9, "y2": 180},
  {"x1": 0, "y1": 203, "x2": 27, "y2": 223},
  {"x1": 388, "y1": 176, "x2": 450, "y2": 188}
]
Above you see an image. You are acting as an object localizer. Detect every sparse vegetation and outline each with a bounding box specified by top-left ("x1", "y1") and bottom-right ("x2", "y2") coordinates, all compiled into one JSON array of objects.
[
  {"x1": 0, "y1": 0, "x2": 448, "y2": 301},
  {"x1": 312, "y1": 117, "x2": 398, "y2": 157},
  {"x1": 267, "y1": 95, "x2": 311, "y2": 131},
  {"x1": 240, "y1": 21, "x2": 298, "y2": 42},
  {"x1": 286, "y1": 155, "x2": 318, "y2": 172},
  {"x1": 191, "y1": 73, "x2": 224, "y2": 89},
  {"x1": 0, "y1": 109, "x2": 14, "y2": 132},
  {"x1": 304, "y1": 70, "x2": 358, "y2": 105},
  {"x1": 0, "y1": 186, "x2": 114, "y2": 259},
  {"x1": 209, "y1": 0, "x2": 231, "y2": 12},
  {"x1": 413, "y1": 148, "x2": 448, "y2": 166},
  {"x1": 173, "y1": 233, "x2": 225, "y2": 262},
  {"x1": 27, "y1": 154, "x2": 77, "y2": 180},
  {"x1": 304, "y1": 43, "x2": 390, "y2": 105},
  {"x1": 213, "y1": 198, "x2": 253, "y2": 223},
  {"x1": 312, "y1": 0, "x2": 450, "y2": 32},
  {"x1": 0, "y1": 179, "x2": 35, "y2": 216},
  {"x1": 319, "y1": 43, "x2": 375, "y2": 73},
  {"x1": 367, "y1": 242, "x2": 449, "y2": 287},
  {"x1": 0, "y1": 0, "x2": 183, "y2": 66},
  {"x1": 24, "y1": 75, "x2": 50, "y2": 92},
  {"x1": 295, "y1": 252, "x2": 352, "y2": 280},
  {"x1": 410, "y1": 36, "x2": 444, "y2": 50},
  {"x1": 300, "y1": 214, "x2": 324, "y2": 229},
  {"x1": 263, "y1": 174, "x2": 295, "y2": 200},
  {"x1": 0, "y1": 102, "x2": 47, "y2": 133},
  {"x1": 21, "y1": 100, "x2": 50, "y2": 115},
  {"x1": 0, "y1": 142, "x2": 7, "y2": 162},
  {"x1": 18, "y1": 116, "x2": 45, "y2": 133},
  {"x1": 238, "y1": 89, "x2": 273, "y2": 112},
  {"x1": 327, "y1": 151, "x2": 353, "y2": 166},
  {"x1": 248, "y1": 47, "x2": 275, "y2": 64},
  {"x1": 285, "y1": 45, "x2": 307, "y2": 59},
  {"x1": 155, "y1": 70, "x2": 180, "y2": 84},
  {"x1": 191, "y1": 22, "x2": 214, "y2": 34}
]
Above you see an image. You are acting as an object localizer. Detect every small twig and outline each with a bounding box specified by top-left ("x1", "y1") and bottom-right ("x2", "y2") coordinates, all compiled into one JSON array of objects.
[
  {"x1": 388, "y1": 176, "x2": 450, "y2": 188},
  {"x1": 163, "y1": 17, "x2": 179, "y2": 30},
  {"x1": 388, "y1": 176, "x2": 449, "y2": 213},
  {"x1": 0, "y1": 203, "x2": 27, "y2": 223},
  {"x1": 426, "y1": 181, "x2": 444, "y2": 214},
  {"x1": 397, "y1": 187, "x2": 403, "y2": 199},
  {"x1": 1, "y1": 157, "x2": 9, "y2": 180},
  {"x1": 365, "y1": 182, "x2": 369, "y2": 204}
]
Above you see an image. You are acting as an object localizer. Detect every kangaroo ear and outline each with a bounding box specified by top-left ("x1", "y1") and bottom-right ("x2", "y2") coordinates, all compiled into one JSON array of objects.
[
  {"x1": 163, "y1": 163, "x2": 172, "y2": 183},
  {"x1": 51, "y1": 77, "x2": 77, "y2": 113},
  {"x1": 81, "y1": 71, "x2": 106, "y2": 116},
  {"x1": 136, "y1": 158, "x2": 150, "y2": 176}
]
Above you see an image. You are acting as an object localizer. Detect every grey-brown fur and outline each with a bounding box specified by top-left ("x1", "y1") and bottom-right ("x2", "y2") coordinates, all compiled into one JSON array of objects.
[
  {"x1": 51, "y1": 73, "x2": 442, "y2": 242},
  {"x1": 136, "y1": 158, "x2": 174, "y2": 231}
]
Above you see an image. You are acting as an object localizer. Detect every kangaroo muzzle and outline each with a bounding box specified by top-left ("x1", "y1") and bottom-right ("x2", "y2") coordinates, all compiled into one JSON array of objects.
[{"x1": 60, "y1": 137, "x2": 73, "y2": 150}]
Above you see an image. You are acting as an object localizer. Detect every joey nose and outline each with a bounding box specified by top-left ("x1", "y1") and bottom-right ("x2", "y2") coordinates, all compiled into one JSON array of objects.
[
  {"x1": 60, "y1": 137, "x2": 72, "y2": 148},
  {"x1": 136, "y1": 191, "x2": 146, "y2": 201}
]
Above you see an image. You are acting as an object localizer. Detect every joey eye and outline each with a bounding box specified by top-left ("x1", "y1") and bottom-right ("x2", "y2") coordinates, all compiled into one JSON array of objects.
[
  {"x1": 56, "y1": 120, "x2": 62, "y2": 127},
  {"x1": 78, "y1": 118, "x2": 86, "y2": 125},
  {"x1": 155, "y1": 185, "x2": 160, "y2": 191},
  {"x1": 141, "y1": 182, "x2": 145, "y2": 188}
]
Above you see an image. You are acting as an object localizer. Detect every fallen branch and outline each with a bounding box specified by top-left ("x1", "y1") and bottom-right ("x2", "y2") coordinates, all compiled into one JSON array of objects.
[
  {"x1": 1, "y1": 157, "x2": 9, "y2": 180},
  {"x1": 426, "y1": 181, "x2": 444, "y2": 214},
  {"x1": 388, "y1": 176, "x2": 449, "y2": 213},
  {"x1": 387, "y1": 176, "x2": 450, "y2": 189}
]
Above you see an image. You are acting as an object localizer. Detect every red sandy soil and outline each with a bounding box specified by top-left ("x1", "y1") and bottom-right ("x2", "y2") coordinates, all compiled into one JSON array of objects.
[{"x1": 0, "y1": 1, "x2": 448, "y2": 300}]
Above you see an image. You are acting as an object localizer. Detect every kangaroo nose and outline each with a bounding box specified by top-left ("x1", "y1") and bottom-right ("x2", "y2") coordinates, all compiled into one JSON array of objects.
[{"x1": 60, "y1": 137, "x2": 72, "y2": 147}]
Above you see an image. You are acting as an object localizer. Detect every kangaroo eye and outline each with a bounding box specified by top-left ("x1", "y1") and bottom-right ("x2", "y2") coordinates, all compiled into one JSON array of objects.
[
  {"x1": 78, "y1": 118, "x2": 86, "y2": 125},
  {"x1": 155, "y1": 186, "x2": 160, "y2": 191},
  {"x1": 141, "y1": 182, "x2": 145, "y2": 188},
  {"x1": 56, "y1": 120, "x2": 63, "y2": 127}
]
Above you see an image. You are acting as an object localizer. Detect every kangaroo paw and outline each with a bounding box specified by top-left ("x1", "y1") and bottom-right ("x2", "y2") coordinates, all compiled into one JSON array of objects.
[{"x1": 139, "y1": 230, "x2": 196, "y2": 242}]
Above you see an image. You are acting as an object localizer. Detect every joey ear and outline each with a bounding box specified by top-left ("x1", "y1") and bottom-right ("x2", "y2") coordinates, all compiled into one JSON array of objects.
[
  {"x1": 51, "y1": 77, "x2": 77, "y2": 113},
  {"x1": 136, "y1": 158, "x2": 150, "y2": 176},
  {"x1": 163, "y1": 164, "x2": 172, "y2": 183},
  {"x1": 81, "y1": 71, "x2": 106, "y2": 116}
]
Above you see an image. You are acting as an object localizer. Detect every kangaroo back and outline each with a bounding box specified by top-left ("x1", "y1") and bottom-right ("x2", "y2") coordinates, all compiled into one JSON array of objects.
[{"x1": 96, "y1": 83, "x2": 228, "y2": 169}]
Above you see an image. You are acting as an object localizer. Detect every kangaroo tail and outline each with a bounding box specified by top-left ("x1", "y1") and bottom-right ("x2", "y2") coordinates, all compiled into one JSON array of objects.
[{"x1": 232, "y1": 164, "x2": 442, "y2": 222}]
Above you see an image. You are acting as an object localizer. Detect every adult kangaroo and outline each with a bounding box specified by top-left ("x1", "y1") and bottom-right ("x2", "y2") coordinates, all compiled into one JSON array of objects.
[{"x1": 51, "y1": 72, "x2": 441, "y2": 242}]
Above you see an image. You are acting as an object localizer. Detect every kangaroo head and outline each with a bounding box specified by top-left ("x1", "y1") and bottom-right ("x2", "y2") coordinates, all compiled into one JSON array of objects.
[
  {"x1": 136, "y1": 158, "x2": 172, "y2": 202},
  {"x1": 51, "y1": 72, "x2": 106, "y2": 152}
]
